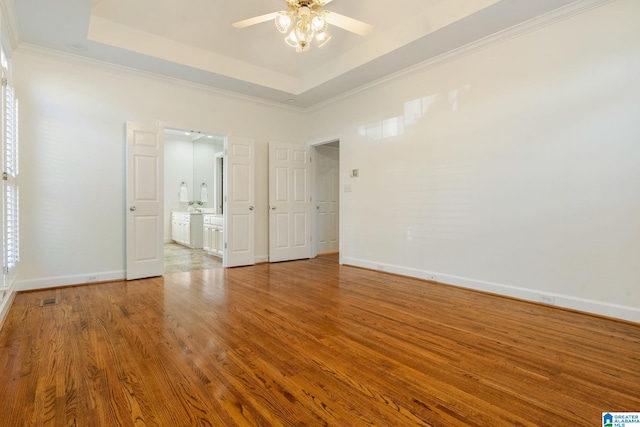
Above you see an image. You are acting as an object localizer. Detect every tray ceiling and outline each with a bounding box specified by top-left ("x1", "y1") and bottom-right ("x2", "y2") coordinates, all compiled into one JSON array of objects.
[{"x1": 12, "y1": 0, "x2": 583, "y2": 108}]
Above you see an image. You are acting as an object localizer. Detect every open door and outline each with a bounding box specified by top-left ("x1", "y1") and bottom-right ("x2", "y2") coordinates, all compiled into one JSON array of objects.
[
  {"x1": 269, "y1": 141, "x2": 311, "y2": 263},
  {"x1": 314, "y1": 144, "x2": 340, "y2": 255},
  {"x1": 223, "y1": 137, "x2": 255, "y2": 267},
  {"x1": 126, "y1": 122, "x2": 164, "y2": 280}
]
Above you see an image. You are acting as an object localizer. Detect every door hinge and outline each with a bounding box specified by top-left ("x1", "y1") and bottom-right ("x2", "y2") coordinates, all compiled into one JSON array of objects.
[
  {"x1": 3, "y1": 266, "x2": 9, "y2": 274},
  {"x1": 1, "y1": 78, "x2": 7, "y2": 87},
  {"x1": 2, "y1": 172, "x2": 7, "y2": 181},
  {"x1": 225, "y1": 243, "x2": 227, "y2": 249}
]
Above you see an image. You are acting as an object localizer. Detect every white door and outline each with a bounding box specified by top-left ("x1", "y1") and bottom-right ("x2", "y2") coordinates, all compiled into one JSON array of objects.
[
  {"x1": 315, "y1": 145, "x2": 339, "y2": 255},
  {"x1": 269, "y1": 141, "x2": 311, "y2": 263},
  {"x1": 223, "y1": 137, "x2": 255, "y2": 267},
  {"x1": 126, "y1": 122, "x2": 164, "y2": 280}
]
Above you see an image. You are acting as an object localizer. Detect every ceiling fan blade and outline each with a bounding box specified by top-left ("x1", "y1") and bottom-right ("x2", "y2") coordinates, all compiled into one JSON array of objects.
[
  {"x1": 232, "y1": 12, "x2": 280, "y2": 29},
  {"x1": 324, "y1": 11, "x2": 373, "y2": 36},
  {"x1": 316, "y1": 0, "x2": 335, "y2": 5}
]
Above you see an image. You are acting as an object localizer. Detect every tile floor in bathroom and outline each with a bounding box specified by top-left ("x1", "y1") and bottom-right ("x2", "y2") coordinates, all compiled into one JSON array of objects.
[{"x1": 164, "y1": 242, "x2": 222, "y2": 274}]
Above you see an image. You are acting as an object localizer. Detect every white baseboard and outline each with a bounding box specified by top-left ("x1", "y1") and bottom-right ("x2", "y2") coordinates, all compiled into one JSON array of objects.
[
  {"x1": 342, "y1": 257, "x2": 640, "y2": 324},
  {"x1": 15, "y1": 257, "x2": 272, "y2": 291},
  {"x1": 0, "y1": 290, "x2": 17, "y2": 330},
  {"x1": 16, "y1": 270, "x2": 126, "y2": 292}
]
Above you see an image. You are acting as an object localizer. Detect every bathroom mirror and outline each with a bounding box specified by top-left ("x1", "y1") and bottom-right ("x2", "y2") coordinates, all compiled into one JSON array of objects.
[
  {"x1": 164, "y1": 128, "x2": 224, "y2": 216},
  {"x1": 192, "y1": 135, "x2": 223, "y2": 210}
]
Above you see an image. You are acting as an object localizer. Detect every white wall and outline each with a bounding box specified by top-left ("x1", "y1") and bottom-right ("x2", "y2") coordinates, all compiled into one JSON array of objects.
[
  {"x1": 14, "y1": 50, "x2": 305, "y2": 289},
  {"x1": 307, "y1": 0, "x2": 640, "y2": 321}
]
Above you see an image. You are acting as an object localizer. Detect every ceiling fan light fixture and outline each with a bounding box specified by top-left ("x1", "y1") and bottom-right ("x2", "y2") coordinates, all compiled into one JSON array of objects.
[{"x1": 232, "y1": 0, "x2": 373, "y2": 53}]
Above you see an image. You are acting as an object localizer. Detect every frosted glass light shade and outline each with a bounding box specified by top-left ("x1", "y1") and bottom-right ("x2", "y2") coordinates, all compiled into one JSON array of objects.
[
  {"x1": 311, "y1": 15, "x2": 327, "y2": 33},
  {"x1": 294, "y1": 19, "x2": 311, "y2": 47},
  {"x1": 275, "y1": 13, "x2": 292, "y2": 34},
  {"x1": 285, "y1": 31, "x2": 300, "y2": 48},
  {"x1": 316, "y1": 31, "x2": 331, "y2": 48}
]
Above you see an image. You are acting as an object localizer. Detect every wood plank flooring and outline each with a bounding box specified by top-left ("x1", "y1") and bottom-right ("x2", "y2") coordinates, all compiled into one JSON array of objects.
[{"x1": 1, "y1": 255, "x2": 639, "y2": 426}]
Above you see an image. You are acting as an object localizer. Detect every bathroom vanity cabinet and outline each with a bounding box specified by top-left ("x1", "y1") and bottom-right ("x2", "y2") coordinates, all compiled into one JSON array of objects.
[
  {"x1": 171, "y1": 212, "x2": 203, "y2": 249},
  {"x1": 203, "y1": 214, "x2": 224, "y2": 257}
]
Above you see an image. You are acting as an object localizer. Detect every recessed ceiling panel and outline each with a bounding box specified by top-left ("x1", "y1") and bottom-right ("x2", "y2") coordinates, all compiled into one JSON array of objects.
[{"x1": 13, "y1": 0, "x2": 586, "y2": 107}]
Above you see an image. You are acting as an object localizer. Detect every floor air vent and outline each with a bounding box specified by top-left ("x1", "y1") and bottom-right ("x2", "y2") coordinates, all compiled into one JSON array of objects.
[{"x1": 40, "y1": 297, "x2": 58, "y2": 307}]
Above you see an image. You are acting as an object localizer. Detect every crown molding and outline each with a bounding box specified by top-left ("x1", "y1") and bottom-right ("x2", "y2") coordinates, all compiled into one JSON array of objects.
[
  {"x1": 15, "y1": 43, "x2": 305, "y2": 113},
  {"x1": 305, "y1": 0, "x2": 615, "y2": 113},
  {"x1": 0, "y1": 0, "x2": 21, "y2": 52}
]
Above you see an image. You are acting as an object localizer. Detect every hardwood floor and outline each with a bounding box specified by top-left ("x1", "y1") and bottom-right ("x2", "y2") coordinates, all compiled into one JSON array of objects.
[{"x1": 1, "y1": 255, "x2": 639, "y2": 426}]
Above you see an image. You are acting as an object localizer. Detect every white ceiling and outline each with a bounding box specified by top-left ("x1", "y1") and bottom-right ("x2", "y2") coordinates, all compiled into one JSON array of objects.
[{"x1": 10, "y1": 0, "x2": 581, "y2": 108}]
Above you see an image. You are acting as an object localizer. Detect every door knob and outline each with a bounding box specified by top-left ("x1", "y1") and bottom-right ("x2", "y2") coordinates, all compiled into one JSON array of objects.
[
  {"x1": 271, "y1": 206, "x2": 276, "y2": 210},
  {"x1": 129, "y1": 206, "x2": 136, "y2": 211},
  {"x1": 249, "y1": 206, "x2": 254, "y2": 211},
  {"x1": 316, "y1": 206, "x2": 320, "y2": 209}
]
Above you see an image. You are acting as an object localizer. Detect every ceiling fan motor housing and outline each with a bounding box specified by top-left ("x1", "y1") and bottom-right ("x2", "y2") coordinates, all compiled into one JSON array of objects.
[{"x1": 288, "y1": 0, "x2": 324, "y2": 12}]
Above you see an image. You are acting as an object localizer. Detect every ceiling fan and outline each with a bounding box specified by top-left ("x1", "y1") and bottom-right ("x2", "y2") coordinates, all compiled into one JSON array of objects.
[{"x1": 232, "y1": 0, "x2": 373, "y2": 52}]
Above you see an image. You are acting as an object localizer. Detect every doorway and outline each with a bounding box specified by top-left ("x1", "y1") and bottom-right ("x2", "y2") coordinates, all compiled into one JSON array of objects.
[
  {"x1": 126, "y1": 122, "x2": 256, "y2": 279},
  {"x1": 163, "y1": 127, "x2": 225, "y2": 273},
  {"x1": 312, "y1": 140, "x2": 340, "y2": 257}
]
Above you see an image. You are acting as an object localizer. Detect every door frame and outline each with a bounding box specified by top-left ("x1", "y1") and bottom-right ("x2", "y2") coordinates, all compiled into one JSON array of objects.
[{"x1": 308, "y1": 137, "x2": 341, "y2": 262}]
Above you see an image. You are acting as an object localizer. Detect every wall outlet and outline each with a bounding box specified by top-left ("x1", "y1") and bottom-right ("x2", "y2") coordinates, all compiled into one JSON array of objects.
[
  {"x1": 86, "y1": 275, "x2": 99, "y2": 283},
  {"x1": 539, "y1": 294, "x2": 555, "y2": 305}
]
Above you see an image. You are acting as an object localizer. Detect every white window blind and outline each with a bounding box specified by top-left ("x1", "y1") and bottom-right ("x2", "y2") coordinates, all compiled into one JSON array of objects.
[{"x1": 2, "y1": 68, "x2": 19, "y2": 289}]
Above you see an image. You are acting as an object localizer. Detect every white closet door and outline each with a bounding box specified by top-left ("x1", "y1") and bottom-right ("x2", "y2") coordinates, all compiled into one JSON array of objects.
[
  {"x1": 315, "y1": 145, "x2": 339, "y2": 255},
  {"x1": 269, "y1": 141, "x2": 311, "y2": 263}
]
